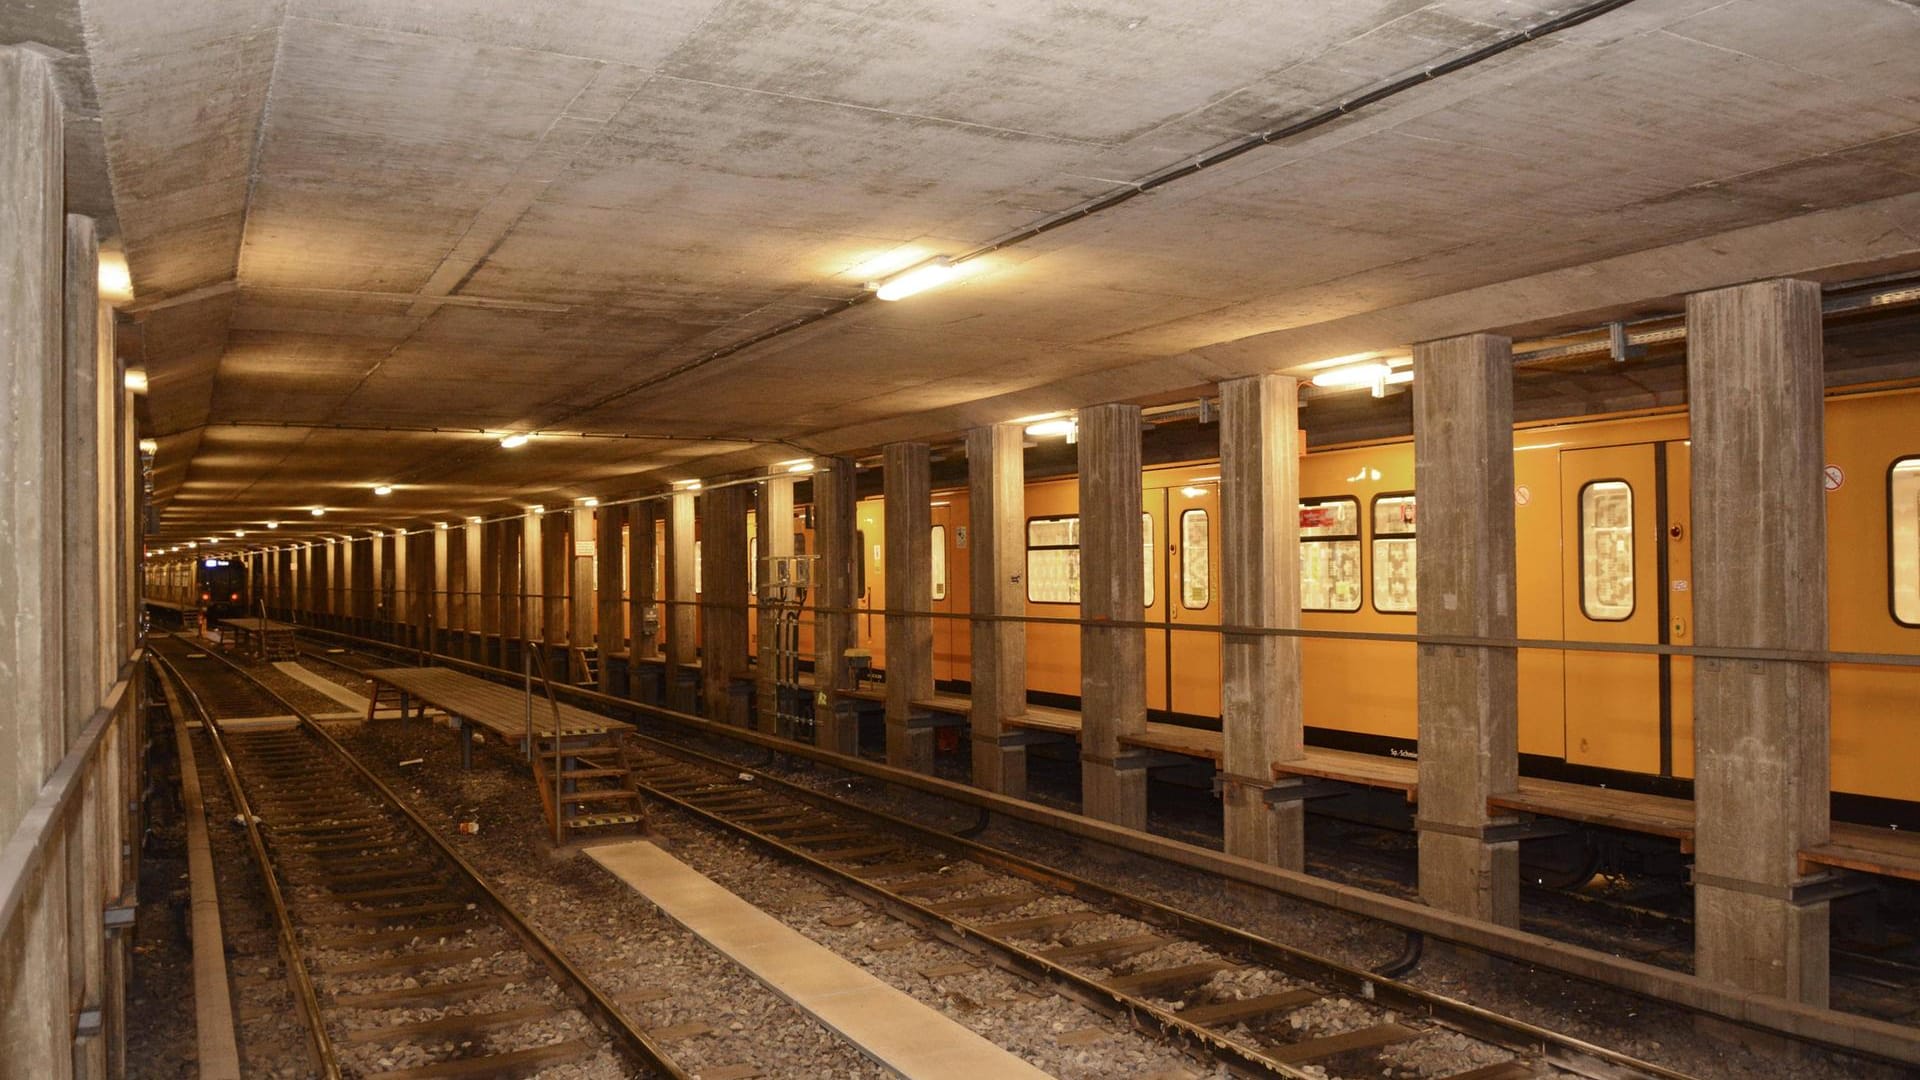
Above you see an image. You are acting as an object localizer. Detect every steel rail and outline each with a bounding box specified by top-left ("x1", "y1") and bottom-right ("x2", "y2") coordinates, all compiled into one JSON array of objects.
[
  {"x1": 163, "y1": 637, "x2": 694, "y2": 1080},
  {"x1": 286, "y1": 625, "x2": 1920, "y2": 1066},
  {"x1": 624, "y1": 737, "x2": 1690, "y2": 1080},
  {"x1": 150, "y1": 648, "x2": 343, "y2": 1080}
]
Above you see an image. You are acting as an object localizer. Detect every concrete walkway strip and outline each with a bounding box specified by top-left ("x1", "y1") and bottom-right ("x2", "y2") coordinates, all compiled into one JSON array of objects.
[
  {"x1": 588, "y1": 840, "x2": 1056, "y2": 1080},
  {"x1": 272, "y1": 661, "x2": 422, "y2": 719}
]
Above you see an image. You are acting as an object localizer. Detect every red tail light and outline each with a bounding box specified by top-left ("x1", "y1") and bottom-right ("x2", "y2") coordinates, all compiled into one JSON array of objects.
[
  {"x1": 230, "y1": 592, "x2": 239, "y2": 601},
  {"x1": 200, "y1": 593, "x2": 210, "y2": 601}
]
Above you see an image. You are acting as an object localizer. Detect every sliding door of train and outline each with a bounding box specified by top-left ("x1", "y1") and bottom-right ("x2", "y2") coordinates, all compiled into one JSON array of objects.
[
  {"x1": 930, "y1": 497, "x2": 969, "y2": 683},
  {"x1": 1144, "y1": 490, "x2": 1169, "y2": 715},
  {"x1": 1559, "y1": 443, "x2": 1670, "y2": 773},
  {"x1": 1166, "y1": 479, "x2": 1221, "y2": 717}
]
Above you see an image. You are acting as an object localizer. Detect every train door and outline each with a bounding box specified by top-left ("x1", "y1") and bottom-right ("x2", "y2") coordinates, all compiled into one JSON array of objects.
[
  {"x1": 1145, "y1": 490, "x2": 1169, "y2": 713},
  {"x1": 930, "y1": 501, "x2": 957, "y2": 683},
  {"x1": 1559, "y1": 444, "x2": 1665, "y2": 772},
  {"x1": 1168, "y1": 481, "x2": 1221, "y2": 717},
  {"x1": 1663, "y1": 441, "x2": 1693, "y2": 778}
]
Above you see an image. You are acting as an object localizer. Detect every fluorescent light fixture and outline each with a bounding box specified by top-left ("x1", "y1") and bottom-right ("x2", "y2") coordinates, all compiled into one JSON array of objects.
[
  {"x1": 786, "y1": 461, "x2": 816, "y2": 474},
  {"x1": 374, "y1": 485, "x2": 393, "y2": 496},
  {"x1": 310, "y1": 507, "x2": 326, "y2": 517},
  {"x1": 1384, "y1": 369, "x2": 1414, "y2": 386},
  {"x1": 266, "y1": 521, "x2": 278, "y2": 529},
  {"x1": 187, "y1": 541, "x2": 197, "y2": 548},
  {"x1": 234, "y1": 530, "x2": 245, "y2": 537},
  {"x1": 582, "y1": 497, "x2": 599, "y2": 507},
  {"x1": 1024, "y1": 417, "x2": 1077, "y2": 439},
  {"x1": 873, "y1": 257, "x2": 958, "y2": 302},
  {"x1": 499, "y1": 432, "x2": 531, "y2": 449},
  {"x1": 1310, "y1": 362, "x2": 1392, "y2": 389},
  {"x1": 437, "y1": 521, "x2": 449, "y2": 530},
  {"x1": 138, "y1": 438, "x2": 159, "y2": 455},
  {"x1": 469, "y1": 516, "x2": 482, "y2": 524},
  {"x1": 124, "y1": 367, "x2": 149, "y2": 394},
  {"x1": 674, "y1": 479, "x2": 702, "y2": 492}
]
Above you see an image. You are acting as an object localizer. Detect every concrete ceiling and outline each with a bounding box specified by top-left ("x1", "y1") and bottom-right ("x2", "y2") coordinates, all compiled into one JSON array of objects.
[{"x1": 38, "y1": 0, "x2": 1920, "y2": 546}]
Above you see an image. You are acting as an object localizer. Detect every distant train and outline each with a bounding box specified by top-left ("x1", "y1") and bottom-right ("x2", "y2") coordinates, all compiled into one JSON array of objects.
[
  {"x1": 695, "y1": 383, "x2": 1920, "y2": 826},
  {"x1": 147, "y1": 556, "x2": 252, "y2": 620}
]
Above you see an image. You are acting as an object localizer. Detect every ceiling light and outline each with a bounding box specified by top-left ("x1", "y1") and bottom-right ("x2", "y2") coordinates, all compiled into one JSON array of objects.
[
  {"x1": 1024, "y1": 417, "x2": 1077, "y2": 439},
  {"x1": 499, "y1": 433, "x2": 531, "y2": 449},
  {"x1": 873, "y1": 257, "x2": 958, "y2": 302},
  {"x1": 374, "y1": 485, "x2": 393, "y2": 496},
  {"x1": 138, "y1": 438, "x2": 158, "y2": 455},
  {"x1": 234, "y1": 529, "x2": 245, "y2": 537},
  {"x1": 582, "y1": 497, "x2": 599, "y2": 507},
  {"x1": 530, "y1": 504, "x2": 544, "y2": 515},
  {"x1": 266, "y1": 521, "x2": 278, "y2": 529},
  {"x1": 311, "y1": 507, "x2": 325, "y2": 517},
  {"x1": 1384, "y1": 369, "x2": 1414, "y2": 386},
  {"x1": 786, "y1": 461, "x2": 815, "y2": 474},
  {"x1": 468, "y1": 516, "x2": 482, "y2": 524},
  {"x1": 1310, "y1": 362, "x2": 1391, "y2": 390},
  {"x1": 437, "y1": 521, "x2": 449, "y2": 530},
  {"x1": 187, "y1": 541, "x2": 197, "y2": 548},
  {"x1": 124, "y1": 367, "x2": 148, "y2": 394},
  {"x1": 98, "y1": 253, "x2": 132, "y2": 300}
]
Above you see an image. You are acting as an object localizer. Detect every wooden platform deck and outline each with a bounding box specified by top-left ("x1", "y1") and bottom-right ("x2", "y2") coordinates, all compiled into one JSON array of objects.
[
  {"x1": 1492, "y1": 779, "x2": 1695, "y2": 846},
  {"x1": 1272, "y1": 747, "x2": 1419, "y2": 800},
  {"x1": 219, "y1": 617, "x2": 299, "y2": 659},
  {"x1": 364, "y1": 667, "x2": 629, "y2": 739}
]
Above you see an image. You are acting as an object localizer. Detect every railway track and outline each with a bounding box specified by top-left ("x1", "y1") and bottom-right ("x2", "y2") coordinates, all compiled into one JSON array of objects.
[
  {"x1": 292, "y1": 639, "x2": 1689, "y2": 1080},
  {"x1": 150, "y1": 635, "x2": 687, "y2": 1080}
]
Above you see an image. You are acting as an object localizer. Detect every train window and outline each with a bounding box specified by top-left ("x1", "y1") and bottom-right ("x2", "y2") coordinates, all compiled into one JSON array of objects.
[
  {"x1": 1300, "y1": 497, "x2": 1362, "y2": 612},
  {"x1": 931, "y1": 525, "x2": 948, "y2": 601},
  {"x1": 1027, "y1": 516, "x2": 1080, "y2": 603},
  {"x1": 1180, "y1": 509, "x2": 1210, "y2": 609},
  {"x1": 1372, "y1": 494, "x2": 1416, "y2": 614},
  {"x1": 1142, "y1": 512, "x2": 1156, "y2": 608},
  {"x1": 1023, "y1": 514, "x2": 1155, "y2": 606},
  {"x1": 1893, "y1": 458, "x2": 1920, "y2": 626},
  {"x1": 1580, "y1": 480, "x2": 1634, "y2": 621}
]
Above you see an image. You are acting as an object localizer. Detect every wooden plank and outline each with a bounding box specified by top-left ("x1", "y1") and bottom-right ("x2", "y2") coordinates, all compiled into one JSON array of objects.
[
  {"x1": 1439, "y1": 1062, "x2": 1538, "y2": 1080},
  {"x1": 975, "y1": 911, "x2": 1100, "y2": 936},
  {"x1": 340, "y1": 1004, "x2": 552, "y2": 1043},
  {"x1": 1177, "y1": 988, "x2": 1318, "y2": 1028},
  {"x1": 363, "y1": 666, "x2": 629, "y2": 738},
  {"x1": 331, "y1": 974, "x2": 514, "y2": 1010},
  {"x1": 364, "y1": 1038, "x2": 593, "y2": 1080},
  {"x1": 1103, "y1": 960, "x2": 1238, "y2": 996},
  {"x1": 1491, "y1": 778, "x2": 1694, "y2": 842},
  {"x1": 1122, "y1": 723, "x2": 1224, "y2": 763},
  {"x1": 1038, "y1": 932, "x2": 1169, "y2": 964},
  {"x1": 1802, "y1": 824, "x2": 1920, "y2": 882},
  {"x1": 316, "y1": 946, "x2": 485, "y2": 976},
  {"x1": 1272, "y1": 1022, "x2": 1419, "y2": 1063},
  {"x1": 1272, "y1": 747, "x2": 1418, "y2": 798}
]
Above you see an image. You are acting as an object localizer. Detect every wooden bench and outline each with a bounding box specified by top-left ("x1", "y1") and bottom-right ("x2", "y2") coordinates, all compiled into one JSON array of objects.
[
  {"x1": 1490, "y1": 778, "x2": 1695, "y2": 848},
  {"x1": 1803, "y1": 825, "x2": 1920, "y2": 883},
  {"x1": 1269, "y1": 747, "x2": 1419, "y2": 801},
  {"x1": 218, "y1": 617, "x2": 298, "y2": 660},
  {"x1": 365, "y1": 667, "x2": 629, "y2": 746}
]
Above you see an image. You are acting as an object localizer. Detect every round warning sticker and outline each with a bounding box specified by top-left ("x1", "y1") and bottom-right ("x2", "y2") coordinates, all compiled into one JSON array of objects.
[
  {"x1": 1514, "y1": 485, "x2": 1532, "y2": 507},
  {"x1": 1823, "y1": 464, "x2": 1844, "y2": 492}
]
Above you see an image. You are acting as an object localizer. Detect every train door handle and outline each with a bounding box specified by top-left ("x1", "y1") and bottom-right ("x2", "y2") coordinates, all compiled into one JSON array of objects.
[{"x1": 1671, "y1": 616, "x2": 1686, "y2": 637}]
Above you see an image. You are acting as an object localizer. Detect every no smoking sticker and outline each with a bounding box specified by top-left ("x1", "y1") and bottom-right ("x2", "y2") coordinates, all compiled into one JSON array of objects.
[
  {"x1": 1514, "y1": 485, "x2": 1531, "y2": 506},
  {"x1": 1823, "y1": 464, "x2": 1844, "y2": 492}
]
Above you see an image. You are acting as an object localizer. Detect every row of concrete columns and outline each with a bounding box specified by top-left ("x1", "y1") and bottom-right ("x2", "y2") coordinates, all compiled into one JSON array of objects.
[
  {"x1": 2, "y1": 44, "x2": 144, "y2": 1079},
  {"x1": 230, "y1": 282, "x2": 1825, "y2": 1008}
]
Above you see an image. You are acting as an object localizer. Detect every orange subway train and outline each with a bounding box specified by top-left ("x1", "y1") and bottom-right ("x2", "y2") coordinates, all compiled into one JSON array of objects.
[{"x1": 699, "y1": 386, "x2": 1920, "y2": 825}]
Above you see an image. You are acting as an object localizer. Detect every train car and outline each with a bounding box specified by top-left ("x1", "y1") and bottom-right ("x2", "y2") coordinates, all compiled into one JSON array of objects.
[
  {"x1": 775, "y1": 384, "x2": 1920, "y2": 826},
  {"x1": 196, "y1": 556, "x2": 252, "y2": 619}
]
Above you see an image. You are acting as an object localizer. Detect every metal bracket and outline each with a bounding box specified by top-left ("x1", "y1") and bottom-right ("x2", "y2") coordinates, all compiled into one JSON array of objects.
[
  {"x1": 73, "y1": 1007, "x2": 103, "y2": 1039},
  {"x1": 1692, "y1": 868, "x2": 1874, "y2": 907},
  {"x1": 1482, "y1": 816, "x2": 1576, "y2": 844},
  {"x1": 103, "y1": 892, "x2": 137, "y2": 934},
  {"x1": 1255, "y1": 776, "x2": 1352, "y2": 804},
  {"x1": 1114, "y1": 748, "x2": 1190, "y2": 772}
]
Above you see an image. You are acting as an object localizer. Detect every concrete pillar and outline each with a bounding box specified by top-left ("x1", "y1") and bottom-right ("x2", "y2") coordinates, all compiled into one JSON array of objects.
[
  {"x1": 391, "y1": 529, "x2": 410, "y2": 641},
  {"x1": 371, "y1": 531, "x2": 388, "y2": 628},
  {"x1": 1219, "y1": 374, "x2": 1306, "y2": 869},
  {"x1": 299, "y1": 544, "x2": 314, "y2": 619},
  {"x1": 0, "y1": 44, "x2": 71, "y2": 1076},
  {"x1": 433, "y1": 524, "x2": 451, "y2": 645},
  {"x1": 522, "y1": 507, "x2": 545, "y2": 660},
  {"x1": 543, "y1": 512, "x2": 568, "y2": 659},
  {"x1": 1413, "y1": 332, "x2": 1520, "y2": 926},
  {"x1": 630, "y1": 501, "x2": 658, "y2": 664},
  {"x1": 664, "y1": 491, "x2": 698, "y2": 711},
  {"x1": 570, "y1": 503, "x2": 596, "y2": 658},
  {"x1": 595, "y1": 504, "x2": 624, "y2": 694},
  {"x1": 755, "y1": 477, "x2": 796, "y2": 732},
  {"x1": 462, "y1": 521, "x2": 482, "y2": 658},
  {"x1": 967, "y1": 423, "x2": 1028, "y2": 796},
  {"x1": 481, "y1": 520, "x2": 505, "y2": 655},
  {"x1": 497, "y1": 518, "x2": 522, "y2": 654},
  {"x1": 1078, "y1": 404, "x2": 1148, "y2": 830},
  {"x1": 812, "y1": 457, "x2": 860, "y2": 755},
  {"x1": 1687, "y1": 279, "x2": 1830, "y2": 1004},
  {"x1": 883, "y1": 442, "x2": 935, "y2": 771},
  {"x1": 325, "y1": 539, "x2": 341, "y2": 621},
  {"x1": 701, "y1": 485, "x2": 750, "y2": 724},
  {"x1": 62, "y1": 215, "x2": 109, "y2": 733}
]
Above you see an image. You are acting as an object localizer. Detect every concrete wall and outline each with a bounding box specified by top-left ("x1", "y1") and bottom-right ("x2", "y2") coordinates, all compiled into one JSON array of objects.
[{"x1": 0, "y1": 44, "x2": 144, "y2": 1080}]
